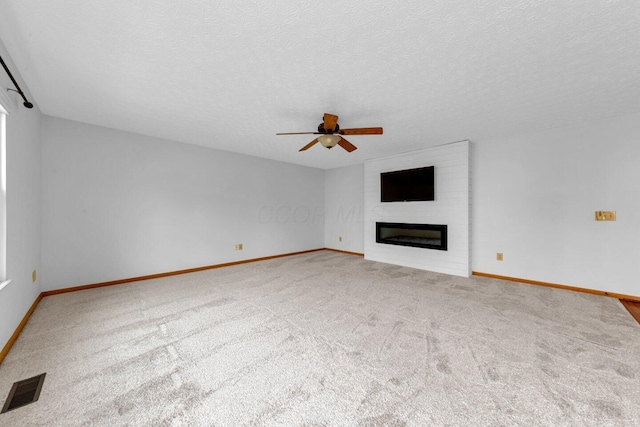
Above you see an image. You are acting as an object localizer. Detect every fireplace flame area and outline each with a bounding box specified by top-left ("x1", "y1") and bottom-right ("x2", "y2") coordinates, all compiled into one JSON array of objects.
[{"x1": 376, "y1": 222, "x2": 447, "y2": 251}]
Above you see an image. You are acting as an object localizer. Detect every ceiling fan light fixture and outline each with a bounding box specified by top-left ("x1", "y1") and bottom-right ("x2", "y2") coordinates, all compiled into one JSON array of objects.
[
  {"x1": 318, "y1": 134, "x2": 341, "y2": 149},
  {"x1": 277, "y1": 112, "x2": 382, "y2": 152}
]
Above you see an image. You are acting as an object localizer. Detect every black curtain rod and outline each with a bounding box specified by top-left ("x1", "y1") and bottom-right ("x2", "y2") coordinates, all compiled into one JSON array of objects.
[{"x1": 0, "y1": 54, "x2": 33, "y2": 109}]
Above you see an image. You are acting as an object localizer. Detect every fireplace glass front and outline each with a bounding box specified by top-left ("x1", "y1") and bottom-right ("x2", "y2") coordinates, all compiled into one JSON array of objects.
[{"x1": 376, "y1": 222, "x2": 447, "y2": 251}]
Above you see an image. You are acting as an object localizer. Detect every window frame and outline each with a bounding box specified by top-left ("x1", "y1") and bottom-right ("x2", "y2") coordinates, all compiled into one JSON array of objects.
[{"x1": 0, "y1": 100, "x2": 10, "y2": 291}]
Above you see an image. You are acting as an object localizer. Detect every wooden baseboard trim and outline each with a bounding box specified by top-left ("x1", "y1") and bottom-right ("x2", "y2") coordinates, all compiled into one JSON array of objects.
[
  {"x1": 472, "y1": 271, "x2": 640, "y2": 302},
  {"x1": 0, "y1": 294, "x2": 43, "y2": 366},
  {"x1": 620, "y1": 300, "x2": 640, "y2": 325},
  {"x1": 324, "y1": 248, "x2": 365, "y2": 257},
  {"x1": 41, "y1": 248, "x2": 326, "y2": 297}
]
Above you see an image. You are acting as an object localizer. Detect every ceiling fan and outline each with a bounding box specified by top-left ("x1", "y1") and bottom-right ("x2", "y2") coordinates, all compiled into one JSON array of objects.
[{"x1": 276, "y1": 113, "x2": 383, "y2": 152}]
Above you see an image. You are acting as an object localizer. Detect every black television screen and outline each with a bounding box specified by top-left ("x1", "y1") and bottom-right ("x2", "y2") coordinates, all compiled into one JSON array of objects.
[{"x1": 381, "y1": 166, "x2": 434, "y2": 202}]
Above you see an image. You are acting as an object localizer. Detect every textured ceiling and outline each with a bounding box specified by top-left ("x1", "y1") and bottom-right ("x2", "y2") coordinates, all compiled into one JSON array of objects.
[{"x1": 0, "y1": 1, "x2": 639, "y2": 169}]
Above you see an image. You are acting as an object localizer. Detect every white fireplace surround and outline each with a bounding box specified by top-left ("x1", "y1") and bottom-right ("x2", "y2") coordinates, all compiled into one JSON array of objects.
[{"x1": 364, "y1": 140, "x2": 470, "y2": 276}]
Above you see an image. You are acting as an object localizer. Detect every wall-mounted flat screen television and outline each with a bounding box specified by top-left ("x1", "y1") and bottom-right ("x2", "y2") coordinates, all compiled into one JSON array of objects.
[{"x1": 381, "y1": 166, "x2": 434, "y2": 202}]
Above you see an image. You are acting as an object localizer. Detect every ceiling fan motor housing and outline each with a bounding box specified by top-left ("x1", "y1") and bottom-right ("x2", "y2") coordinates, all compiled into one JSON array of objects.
[{"x1": 318, "y1": 122, "x2": 339, "y2": 134}]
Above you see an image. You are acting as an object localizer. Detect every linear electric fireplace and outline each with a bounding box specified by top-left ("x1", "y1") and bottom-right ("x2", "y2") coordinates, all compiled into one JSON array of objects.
[{"x1": 376, "y1": 222, "x2": 447, "y2": 251}]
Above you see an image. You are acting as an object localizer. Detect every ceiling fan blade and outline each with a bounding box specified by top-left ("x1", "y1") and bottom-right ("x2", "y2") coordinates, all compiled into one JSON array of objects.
[
  {"x1": 276, "y1": 132, "x2": 317, "y2": 135},
  {"x1": 299, "y1": 138, "x2": 319, "y2": 152},
  {"x1": 337, "y1": 137, "x2": 357, "y2": 152},
  {"x1": 339, "y1": 127, "x2": 383, "y2": 135},
  {"x1": 323, "y1": 113, "x2": 339, "y2": 132}
]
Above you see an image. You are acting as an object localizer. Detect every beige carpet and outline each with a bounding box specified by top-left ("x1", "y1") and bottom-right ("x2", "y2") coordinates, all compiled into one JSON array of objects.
[{"x1": 1, "y1": 251, "x2": 638, "y2": 426}]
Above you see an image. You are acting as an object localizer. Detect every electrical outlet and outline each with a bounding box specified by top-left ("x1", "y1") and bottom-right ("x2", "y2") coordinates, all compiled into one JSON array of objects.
[
  {"x1": 496, "y1": 253, "x2": 503, "y2": 261},
  {"x1": 339, "y1": 236, "x2": 342, "y2": 242},
  {"x1": 235, "y1": 243, "x2": 243, "y2": 250},
  {"x1": 32, "y1": 270, "x2": 37, "y2": 282}
]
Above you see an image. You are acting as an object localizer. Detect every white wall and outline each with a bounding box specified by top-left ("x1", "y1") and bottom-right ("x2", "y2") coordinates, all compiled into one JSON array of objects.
[
  {"x1": 364, "y1": 141, "x2": 471, "y2": 276},
  {"x1": 0, "y1": 41, "x2": 42, "y2": 350},
  {"x1": 473, "y1": 112, "x2": 640, "y2": 297},
  {"x1": 41, "y1": 117, "x2": 324, "y2": 291},
  {"x1": 324, "y1": 164, "x2": 364, "y2": 254}
]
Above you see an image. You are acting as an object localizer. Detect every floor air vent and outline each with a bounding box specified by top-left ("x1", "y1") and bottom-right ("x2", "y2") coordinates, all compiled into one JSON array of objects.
[{"x1": 1, "y1": 373, "x2": 46, "y2": 413}]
